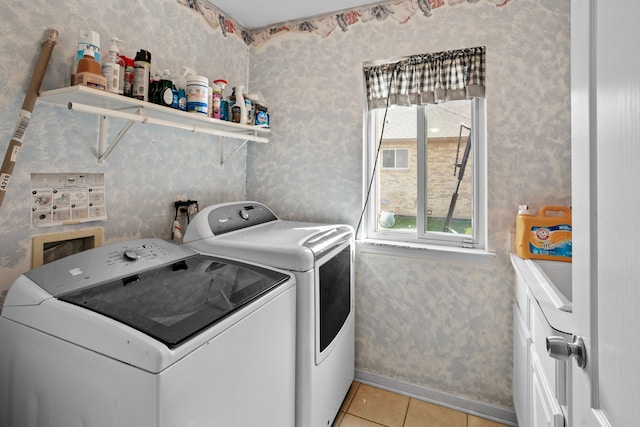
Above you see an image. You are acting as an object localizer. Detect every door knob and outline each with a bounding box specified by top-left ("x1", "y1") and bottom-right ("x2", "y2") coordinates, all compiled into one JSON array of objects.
[{"x1": 546, "y1": 335, "x2": 587, "y2": 368}]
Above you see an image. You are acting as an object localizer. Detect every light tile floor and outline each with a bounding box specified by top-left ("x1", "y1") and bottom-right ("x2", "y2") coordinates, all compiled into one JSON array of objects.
[{"x1": 332, "y1": 382, "x2": 509, "y2": 427}]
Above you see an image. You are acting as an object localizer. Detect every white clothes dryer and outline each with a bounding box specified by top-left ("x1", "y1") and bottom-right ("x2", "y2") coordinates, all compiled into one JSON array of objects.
[
  {"x1": 0, "y1": 239, "x2": 296, "y2": 427},
  {"x1": 184, "y1": 201, "x2": 355, "y2": 427}
]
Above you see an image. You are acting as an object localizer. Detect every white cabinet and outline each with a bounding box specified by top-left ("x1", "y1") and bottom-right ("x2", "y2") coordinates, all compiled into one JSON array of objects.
[
  {"x1": 512, "y1": 256, "x2": 569, "y2": 427},
  {"x1": 531, "y1": 347, "x2": 565, "y2": 427},
  {"x1": 513, "y1": 303, "x2": 530, "y2": 426},
  {"x1": 37, "y1": 85, "x2": 270, "y2": 164}
]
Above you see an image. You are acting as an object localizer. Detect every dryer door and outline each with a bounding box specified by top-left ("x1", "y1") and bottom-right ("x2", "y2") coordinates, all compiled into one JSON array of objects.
[{"x1": 316, "y1": 243, "x2": 353, "y2": 364}]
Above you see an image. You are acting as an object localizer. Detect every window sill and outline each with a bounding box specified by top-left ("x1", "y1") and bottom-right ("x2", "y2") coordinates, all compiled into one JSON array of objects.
[{"x1": 356, "y1": 238, "x2": 495, "y2": 264}]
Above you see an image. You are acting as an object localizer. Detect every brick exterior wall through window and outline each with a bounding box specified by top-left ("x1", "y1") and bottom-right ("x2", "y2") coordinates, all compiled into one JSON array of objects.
[{"x1": 379, "y1": 137, "x2": 472, "y2": 219}]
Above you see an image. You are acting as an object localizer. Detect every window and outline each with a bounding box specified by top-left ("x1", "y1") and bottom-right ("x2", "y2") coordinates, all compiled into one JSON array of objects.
[
  {"x1": 382, "y1": 148, "x2": 409, "y2": 169},
  {"x1": 362, "y1": 97, "x2": 487, "y2": 250},
  {"x1": 360, "y1": 47, "x2": 487, "y2": 251}
]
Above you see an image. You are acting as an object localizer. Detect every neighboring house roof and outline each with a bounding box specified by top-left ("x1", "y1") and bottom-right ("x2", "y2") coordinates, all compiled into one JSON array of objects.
[{"x1": 382, "y1": 100, "x2": 472, "y2": 139}]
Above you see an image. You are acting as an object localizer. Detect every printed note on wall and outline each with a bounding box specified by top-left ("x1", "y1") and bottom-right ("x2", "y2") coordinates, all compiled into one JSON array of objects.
[{"x1": 31, "y1": 173, "x2": 107, "y2": 227}]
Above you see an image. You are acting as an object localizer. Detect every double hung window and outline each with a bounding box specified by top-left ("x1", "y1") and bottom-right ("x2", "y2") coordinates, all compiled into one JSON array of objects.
[{"x1": 361, "y1": 47, "x2": 487, "y2": 250}]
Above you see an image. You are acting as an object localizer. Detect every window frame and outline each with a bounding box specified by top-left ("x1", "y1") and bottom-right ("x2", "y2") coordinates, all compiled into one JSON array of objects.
[
  {"x1": 362, "y1": 98, "x2": 488, "y2": 251},
  {"x1": 381, "y1": 148, "x2": 410, "y2": 170}
]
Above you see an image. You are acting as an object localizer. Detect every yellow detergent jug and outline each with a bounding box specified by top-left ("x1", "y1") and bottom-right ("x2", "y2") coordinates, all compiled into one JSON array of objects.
[{"x1": 515, "y1": 205, "x2": 572, "y2": 262}]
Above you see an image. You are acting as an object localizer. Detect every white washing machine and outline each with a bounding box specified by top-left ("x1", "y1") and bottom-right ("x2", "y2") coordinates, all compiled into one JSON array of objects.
[
  {"x1": 183, "y1": 201, "x2": 355, "y2": 427},
  {"x1": 0, "y1": 238, "x2": 296, "y2": 427}
]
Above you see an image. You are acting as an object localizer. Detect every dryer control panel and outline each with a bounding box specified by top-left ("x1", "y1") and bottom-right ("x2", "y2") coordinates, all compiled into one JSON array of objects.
[{"x1": 204, "y1": 202, "x2": 278, "y2": 236}]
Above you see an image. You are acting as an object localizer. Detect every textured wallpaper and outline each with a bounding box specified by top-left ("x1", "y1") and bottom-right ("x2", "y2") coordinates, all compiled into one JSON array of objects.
[
  {"x1": 247, "y1": 0, "x2": 571, "y2": 409},
  {"x1": 0, "y1": 0, "x2": 251, "y2": 299},
  {"x1": 0, "y1": 0, "x2": 571, "y2": 415}
]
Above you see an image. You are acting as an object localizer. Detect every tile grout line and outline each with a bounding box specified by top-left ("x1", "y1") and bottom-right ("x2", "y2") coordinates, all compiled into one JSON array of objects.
[
  {"x1": 339, "y1": 381, "x2": 507, "y2": 427},
  {"x1": 401, "y1": 397, "x2": 410, "y2": 427}
]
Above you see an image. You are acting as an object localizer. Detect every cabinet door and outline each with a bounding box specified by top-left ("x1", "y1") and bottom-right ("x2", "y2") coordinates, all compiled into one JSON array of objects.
[
  {"x1": 530, "y1": 348, "x2": 564, "y2": 427},
  {"x1": 513, "y1": 305, "x2": 530, "y2": 427}
]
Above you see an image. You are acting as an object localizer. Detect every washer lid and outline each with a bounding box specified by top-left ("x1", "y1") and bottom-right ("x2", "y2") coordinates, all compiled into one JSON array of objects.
[{"x1": 56, "y1": 254, "x2": 289, "y2": 348}]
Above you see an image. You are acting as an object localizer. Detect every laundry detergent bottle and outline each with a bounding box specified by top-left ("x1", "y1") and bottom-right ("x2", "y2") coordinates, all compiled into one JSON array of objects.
[{"x1": 515, "y1": 205, "x2": 572, "y2": 262}]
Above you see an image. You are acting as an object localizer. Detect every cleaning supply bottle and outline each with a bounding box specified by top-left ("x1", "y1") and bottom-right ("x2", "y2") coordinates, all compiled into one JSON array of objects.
[
  {"x1": 231, "y1": 85, "x2": 247, "y2": 124},
  {"x1": 211, "y1": 80, "x2": 226, "y2": 119},
  {"x1": 121, "y1": 55, "x2": 134, "y2": 97},
  {"x1": 101, "y1": 38, "x2": 125, "y2": 95},
  {"x1": 72, "y1": 30, "x2": 100, "y2": 85},
  {"x1": 149, "y1": 72, "x2": 162, "y2": 104},
  {"x1": 515, "y1": 205, "x2": 572, "y2": 262},
  {"x1": 207, "y1": 84, "x2": 214, "y2": 117},
  {"x1": 184, "y1": 67, "x2": 208, "y2": 115},
  {"x1": 77, "y1": 30, "x2": 101, "y2": 64},
  {"x1": 244, "y1": 94, "x2": 254, "y2": 125},
  {"x1": 133, "y1": 49, "x2": 151, "y2": 101},
  {"x1": 75, "y1": 46, "x2": 106, "y2": 90},
  {"x1": 174, "y1": 70, "x2": 187, "y2": 111},
  {"x1": 159, "y1": 69, "x2": 174, "y2": 108}
]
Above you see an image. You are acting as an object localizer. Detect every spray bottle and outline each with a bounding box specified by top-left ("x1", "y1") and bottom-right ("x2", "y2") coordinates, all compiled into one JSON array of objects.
[
  {"x1": 121, "y1": 56, "x2": 134, "y2": 97},
  {"x1": 231, "y1": 85, "x2": 247, "y2": 124},
  {"x1": 101, "y1": 38, "x2": 125, "y2": 95},
  {"x1": 133, "y1": 49, "x2": 151, "y2": 101}
]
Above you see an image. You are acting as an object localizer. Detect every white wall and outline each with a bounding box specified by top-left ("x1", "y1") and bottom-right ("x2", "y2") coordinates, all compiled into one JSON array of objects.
[
  {"x1": 0, "y1": 0, "x2": 251, "y2": 300},
  {"x1": 247, "y1": 0, "x2": 572, "y2": 408}
]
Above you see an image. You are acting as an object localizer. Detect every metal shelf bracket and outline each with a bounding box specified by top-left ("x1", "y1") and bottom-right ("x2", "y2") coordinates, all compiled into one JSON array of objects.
[
  {"x1": 97, "y1": 107, "x2": 141, "y2": 163},
  {"x1": 220, "y1": 137, "x2": 249, "y2": 166}
]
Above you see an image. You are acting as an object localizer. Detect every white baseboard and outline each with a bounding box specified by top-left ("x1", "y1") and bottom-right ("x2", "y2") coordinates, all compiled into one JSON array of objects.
[{"x1": 354, "y1": 369, "x2": 518, "y2": 426}]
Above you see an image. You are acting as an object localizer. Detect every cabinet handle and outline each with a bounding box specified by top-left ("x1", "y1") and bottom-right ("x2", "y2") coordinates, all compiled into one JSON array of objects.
[{"x1": 546, "y1": 335, "x2": 587, "y2": 369}]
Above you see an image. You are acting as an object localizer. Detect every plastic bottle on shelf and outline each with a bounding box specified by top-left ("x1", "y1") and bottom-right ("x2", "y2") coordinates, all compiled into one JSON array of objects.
[
  {"x1": 72, "y1": 30, "x2": 100, "y2": 85},
  {"x1": 211, "y1": 79, "x2": 227, "y2": 119},
  {"x1": 207, "y1": 84, "x2": 214, "y2": 117},
  {"x1": 76, "y1": 30, "x2": 101, "y2": 66},
  {"x1": 75, "y1": 46, "x2": 106, "y2": 91},
  {"x1": 244, "y1": 94, "x2": 254, "y2": 125},
  {"x1": 133, "y1": 49, "x2": 151, "y2": 101},
  {"x1": 183, "y1": 67, "x2": 208, "y2": 115},
  {"x1": 231, "y1": 85, "x2": 247, "y2": 124},
  {"x1": 149, "y1": 72, "x2": 162, "y2": 104},
  {"x1": 220, "y1": 98, "x2": 229, "y2": 120},
  {"x1": 121, "y1": 55, "x2": 134, "y2": 97},
  {"x1": 101, "y1": 38, "x2": 125, "y2": 95},
  {"x1": 159, "y1": 69, "x2": 174, "y2": 108},
  {"x1": 174, "y1": 71, "x2": 187, "y2": 111}
]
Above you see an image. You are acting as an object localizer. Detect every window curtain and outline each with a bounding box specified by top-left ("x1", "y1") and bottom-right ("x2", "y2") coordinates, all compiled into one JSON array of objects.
[{"x1": 364, "y1": 46, "x2": 486, "y2": 110}]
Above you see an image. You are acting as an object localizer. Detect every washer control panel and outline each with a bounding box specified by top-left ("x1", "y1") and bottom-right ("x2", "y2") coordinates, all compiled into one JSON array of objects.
[{"x1": 25, "y1": 239, "x2": 195, "y2": 297}]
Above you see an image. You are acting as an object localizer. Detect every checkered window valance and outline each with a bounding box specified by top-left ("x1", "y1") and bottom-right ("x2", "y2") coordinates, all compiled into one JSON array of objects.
[{"x1": 363, "y1": 46, "x2": 486, "y2": 110}]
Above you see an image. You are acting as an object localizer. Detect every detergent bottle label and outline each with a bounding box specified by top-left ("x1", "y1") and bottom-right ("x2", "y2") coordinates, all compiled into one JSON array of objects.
[{"x1": 529, "y1": 224, "x2": 572, "y2": 258}]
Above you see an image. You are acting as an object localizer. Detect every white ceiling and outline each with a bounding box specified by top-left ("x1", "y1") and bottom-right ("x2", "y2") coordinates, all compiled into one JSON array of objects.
[{"x1": 209, "y1": 0, "x2": 383, "y2": 29}]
